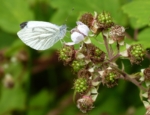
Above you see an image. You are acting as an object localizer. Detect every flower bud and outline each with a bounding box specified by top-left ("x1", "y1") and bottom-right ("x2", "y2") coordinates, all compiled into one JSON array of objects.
[{"x1": 77, "y1": 95, "x2": 94, "y2": 113}]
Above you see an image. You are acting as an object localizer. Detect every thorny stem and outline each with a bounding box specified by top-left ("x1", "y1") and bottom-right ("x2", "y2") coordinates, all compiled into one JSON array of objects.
[
  {"x1": 109, "y1": 44, "x2": 113, "y2": 57},
  {"x1": 134, "y1": 29, "x2": 138, "y2": 41},
  {"x1": 109, "y1": 63, "x2": 147, "y2": 92},
  {"x1": 110, "y1": 53, "x2": 121, "y2": 62},
  {"x1": 125, "y1": 32, "x2": 132, "y2": 40},
  {"x1": 110, "y1": 42, "x2": 121, "y2": 61},
  {"x1": 116, "y1": 42, "x2": 120, "y2": 53},
  {"x1": 102, "y1": 33, "x2": 111, "y2": 59}
]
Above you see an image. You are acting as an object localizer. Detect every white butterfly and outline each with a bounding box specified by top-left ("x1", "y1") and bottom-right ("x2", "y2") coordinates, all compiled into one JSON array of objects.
[{"x1": 17, "y1": 21, "x2": 67, "y2": 50}]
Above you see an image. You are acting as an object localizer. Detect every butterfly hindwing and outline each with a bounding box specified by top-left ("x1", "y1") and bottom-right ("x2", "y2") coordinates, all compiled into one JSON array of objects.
[{"x1": 17, "y1": 21, "x2": 67, "y2": 50}]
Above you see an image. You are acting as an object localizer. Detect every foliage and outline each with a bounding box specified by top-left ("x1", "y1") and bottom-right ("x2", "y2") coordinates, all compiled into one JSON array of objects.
[{"x1": 0, "y1": 0, "x2": 150, "y2": 115}]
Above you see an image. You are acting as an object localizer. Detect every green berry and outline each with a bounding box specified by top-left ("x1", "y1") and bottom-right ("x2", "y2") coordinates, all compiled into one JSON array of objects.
[{"x1": 74, "y1": 78, "x2": 88, "y2": 93}]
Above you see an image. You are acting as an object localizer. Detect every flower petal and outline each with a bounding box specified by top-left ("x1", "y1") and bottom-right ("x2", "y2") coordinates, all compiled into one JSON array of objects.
[
  {"x1": 76, "y1": 52, "x2": 85, "y2": 59},
  {"x1": 71, "y1": 32, "x2": 84, "y2": 44},
  {"x1": 108, "y1": 39, "x2": 115, "y2": 44},
  {"x1": 65, "y1": 42, "x2": 75, "y2": 46},
  {"x1": 126, "y1": 44, "x2": 131, "y2": 49},
  {"x1": 77, "y1": 22, "x2": 90, "y2": 36},
  {"x1": 118, "y1": 41, "x2": 124, "y2": 46},
  {"x1": 143, "y1": 101, "x2": 150, "y2": 108},
  {"x1": 91, "y1": 94, "x2": 98, "y2": 101},
  {"x1": 120, "y1": 50, "x2": 128, "y2": 57},
  {"x1": 90, "y1": 87, "x2": 98, "y2": 94}
]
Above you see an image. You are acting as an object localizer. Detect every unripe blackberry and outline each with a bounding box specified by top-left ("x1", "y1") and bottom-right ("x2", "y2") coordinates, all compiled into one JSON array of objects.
[
  {"x1": 58, "y1": 45, "x2": 74, "y2": 64},
  {"x1": 71, "y1": 60, "x2": 85, "y2": 72},
  {"x1": 128, "y1": 44, "x2": 145, "y2": 64},
  {"x1": 84, "y1": 44, "x2": 105, "y2": 63},
  {"x1": 74, "y1": 78, "x2": 88, "y2": 93},
  {"x1": 97, "y1": 12, "x2": 114, "y2": 30},
  {"x1": 100, "y1": 68, "x2": 120, "y2": 88}
]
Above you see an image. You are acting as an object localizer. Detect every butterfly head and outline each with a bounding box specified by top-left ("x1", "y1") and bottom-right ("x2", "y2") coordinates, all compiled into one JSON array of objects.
[{"x1": 20, "y1": 22, "x2": 28, "y2": 29}]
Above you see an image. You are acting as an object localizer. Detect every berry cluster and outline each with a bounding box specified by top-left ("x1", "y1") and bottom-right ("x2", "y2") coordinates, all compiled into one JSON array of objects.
[{"x1": 58, "y1": 11, "x2": 147, "y2": 114}]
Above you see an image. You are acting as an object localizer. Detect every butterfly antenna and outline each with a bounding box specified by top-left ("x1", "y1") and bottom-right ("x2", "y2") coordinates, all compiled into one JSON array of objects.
[{"x1": 64, "y1": 8, "x2": 74, "y2": 24}]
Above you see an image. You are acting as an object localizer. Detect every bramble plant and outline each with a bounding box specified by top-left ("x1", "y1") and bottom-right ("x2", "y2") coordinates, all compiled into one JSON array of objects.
[{"x1": 58, "y1": 11, "x2": 150, "y2": 114}]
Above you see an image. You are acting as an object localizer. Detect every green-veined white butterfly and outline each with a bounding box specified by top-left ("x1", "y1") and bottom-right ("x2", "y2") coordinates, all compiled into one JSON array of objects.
[{"x1": 17, "y1": 21, "x2": 67, "y2": 50}]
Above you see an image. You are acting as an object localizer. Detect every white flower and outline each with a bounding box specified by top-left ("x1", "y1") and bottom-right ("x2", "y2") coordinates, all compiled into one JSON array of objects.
[
  {"x1": 71, "y1": 32, "x2": 85, "y2": 44},
  {"x1": 76, "y1": 21, "x2": 89, "y2": 36},
  {"x1": 65, "y1": 21, "x2": 90, "y2": 45}
]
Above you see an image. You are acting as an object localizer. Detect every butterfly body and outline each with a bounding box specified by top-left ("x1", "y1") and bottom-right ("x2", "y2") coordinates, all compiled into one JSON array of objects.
[{"x1": 17, "y1": 21, "x2": 67, "y2": 50}]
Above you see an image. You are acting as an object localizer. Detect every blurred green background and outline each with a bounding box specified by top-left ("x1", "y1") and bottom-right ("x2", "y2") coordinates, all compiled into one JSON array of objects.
[{"x1": 0, "y1": 0, "x2": 150, "y2": 115}]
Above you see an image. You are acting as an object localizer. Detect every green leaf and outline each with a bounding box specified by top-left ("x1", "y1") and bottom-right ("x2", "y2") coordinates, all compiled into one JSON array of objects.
[
  {"x1": 122, "y1": 0, "x2": 150, "y2": 28},
  {"x1": 27, "y1": 90, "x2": 54, "y2": 115},
  {"x1": 137, "y1": 28, "x2": 150, "y2": 48},
  {"x1": 0, "y1": 84, "x2": 26, "y2": 114},
  {"x1": 129, "y1": 17, "x2": 147, "y2": 29},
  {"x1": 4, "y1": 39, "x2": 25, "y2": 57},
  {"x1": 49, "y1": 0, "x2": 127, "y2": 26},
  {"x1": 0, "y1": 31, "x2": 16, "y2": 49},
  {"x1": 135, "y1": 106, "x2": 145, "y2": 115},
  {"x1": 0, "y1": 0, "x2": 34, "y2": 33},
  {"x1": 91, "y1": 34, "x2": 106, "y2": 53}
]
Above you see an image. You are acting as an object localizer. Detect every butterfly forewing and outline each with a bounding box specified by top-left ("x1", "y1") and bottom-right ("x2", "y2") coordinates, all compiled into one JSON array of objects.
[{"x1": 17, "y1": 21, "x2": 67, "y2": 50}]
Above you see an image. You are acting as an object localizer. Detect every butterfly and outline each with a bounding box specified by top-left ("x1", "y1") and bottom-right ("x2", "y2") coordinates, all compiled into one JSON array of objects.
[{"x1": 17, "y1": 21, "x2": 67, "y2": 50}]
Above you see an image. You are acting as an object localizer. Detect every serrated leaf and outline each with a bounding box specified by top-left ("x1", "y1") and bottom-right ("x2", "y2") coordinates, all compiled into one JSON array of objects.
[
  {"x1": 0, "y1": 0, "x2": 34, "y2": 33},
  {"x1": 49, "y1": 0, "x2": 127, "y2": 26},
  {"x1": 129, "y1": 17, "x2": 147, "y2": 29},
  {"x1": 122, "y1": 0, "x2": 150, "y2": 27},
  {"x1": 137, "y1": 28, "x2": 150, "y2": 48}
]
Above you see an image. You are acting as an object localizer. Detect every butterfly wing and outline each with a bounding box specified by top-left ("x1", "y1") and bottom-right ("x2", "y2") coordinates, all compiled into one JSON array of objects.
[{"x1": 17, "y1": 21, "x2": 67, "y2": 50}]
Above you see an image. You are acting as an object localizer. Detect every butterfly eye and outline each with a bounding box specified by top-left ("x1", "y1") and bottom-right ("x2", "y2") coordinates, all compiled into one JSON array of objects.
[{"x1": 20, "y1": 22, "x2": 27, "y2": 29}]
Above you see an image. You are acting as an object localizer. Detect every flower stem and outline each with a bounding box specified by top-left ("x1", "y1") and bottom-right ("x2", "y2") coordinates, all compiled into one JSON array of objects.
[
  {"x1": 102, "y1": 33, "x2": 111, "y2": 59},
  {"x1": 109, "y1": 62, "x2": 147, "y2": 92}
]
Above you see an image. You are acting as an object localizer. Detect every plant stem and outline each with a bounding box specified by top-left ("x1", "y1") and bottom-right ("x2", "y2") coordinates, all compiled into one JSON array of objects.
[
  {"x1": 102, "y1": 33, "x2": 111, "y2": 59},
  {"x1": 110, "y1": 53, "x2": 121, "y2": 62},
  {"x1": 134, "y1": 29, "x2": 138, "y2": 41},
  {"x1": 109, "y1": 62, "x2": 147, "y2": 92}
]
